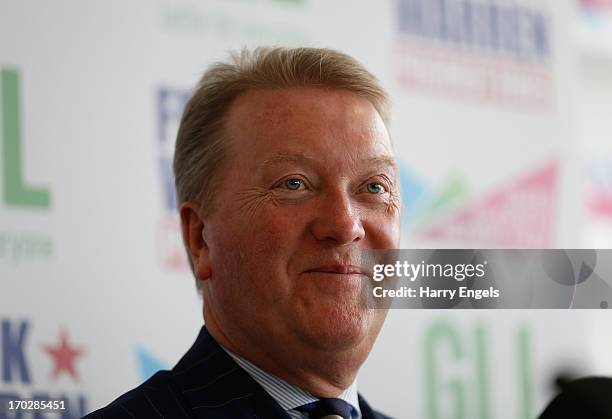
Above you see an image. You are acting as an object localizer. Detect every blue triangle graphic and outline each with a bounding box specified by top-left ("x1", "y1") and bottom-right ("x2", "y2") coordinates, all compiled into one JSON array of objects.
[
  {"x1": 135, "y1": 346, "x2": 169, "y2": 381},
  {"x1": 399, "y1": 163, "x2": 429, "y2": 225}
]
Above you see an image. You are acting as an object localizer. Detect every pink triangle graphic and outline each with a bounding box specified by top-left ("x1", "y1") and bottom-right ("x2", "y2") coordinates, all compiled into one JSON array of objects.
[
  {"x1": 587, "y1": 194, "x2": 612, "y2": 220},
  {"x1": 416, "y1": 161, "x2": 558, "y2": 247}
]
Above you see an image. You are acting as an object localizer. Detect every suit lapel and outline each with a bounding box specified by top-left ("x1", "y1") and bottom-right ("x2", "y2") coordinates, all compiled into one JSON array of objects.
[{"x1": 170, "y1": 326, "x2": 290, "y2": 419}]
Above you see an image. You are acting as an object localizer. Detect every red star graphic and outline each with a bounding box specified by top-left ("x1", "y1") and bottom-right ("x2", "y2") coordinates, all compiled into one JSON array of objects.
[{"x1": 43, "y1": 330, "x2": 85, "y2": 381}]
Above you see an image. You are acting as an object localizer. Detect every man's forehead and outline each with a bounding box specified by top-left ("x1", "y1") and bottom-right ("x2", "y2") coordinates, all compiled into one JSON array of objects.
[
  {"x1": 227, "y1": 87, "x2": 382, "y2": 128},
  {"x1": 222, "y1": 87, "x2": 393, "y2": 165}
]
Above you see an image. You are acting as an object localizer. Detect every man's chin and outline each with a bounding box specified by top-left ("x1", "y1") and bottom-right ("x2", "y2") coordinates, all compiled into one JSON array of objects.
[{"x1": 296, "y1": 307, "x2": 379, "y2": 352}]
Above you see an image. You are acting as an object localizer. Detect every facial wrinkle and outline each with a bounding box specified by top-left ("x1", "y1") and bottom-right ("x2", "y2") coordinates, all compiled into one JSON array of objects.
[
  {"x1": 237, "y1": 187, "x2": 280, "y2": 222},
  {"x1": 386, "y1": 189, "x2": 402, "y2": 215}
]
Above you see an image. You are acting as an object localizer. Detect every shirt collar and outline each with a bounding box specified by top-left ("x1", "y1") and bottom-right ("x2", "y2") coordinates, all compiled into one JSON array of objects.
[{"x1": 221, "y1": 346, "x2": 361, "y2": 418}]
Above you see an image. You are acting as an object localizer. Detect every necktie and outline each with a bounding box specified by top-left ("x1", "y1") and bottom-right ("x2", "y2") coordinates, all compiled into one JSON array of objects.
[{"x1": 297, "y1": 398, "x2": 353, "y2": 419}]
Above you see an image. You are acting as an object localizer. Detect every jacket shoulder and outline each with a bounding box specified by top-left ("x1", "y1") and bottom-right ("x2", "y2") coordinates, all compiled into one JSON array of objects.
[{"x1": 83, "y1": 371, "x2": 192, "y2": 418}]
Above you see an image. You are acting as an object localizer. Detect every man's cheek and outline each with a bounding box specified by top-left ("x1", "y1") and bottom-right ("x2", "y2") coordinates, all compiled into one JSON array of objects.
[
  {"x1": 254, "y1": 218, "x2": 298, "y2": 251},
  {"x1": 366, "y1": 214, "x2": 401, "y2": 247}
]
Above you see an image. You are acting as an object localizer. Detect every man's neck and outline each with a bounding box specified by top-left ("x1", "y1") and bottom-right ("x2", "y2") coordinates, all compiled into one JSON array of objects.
[{"x1": 204, "y1": 317, "x2": 367, "y2": 397}]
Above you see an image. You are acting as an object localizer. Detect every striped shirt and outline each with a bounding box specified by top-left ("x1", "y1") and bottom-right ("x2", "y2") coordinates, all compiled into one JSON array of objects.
[{"x1": 222, "y1": 347, "x2": 362, "y2": 419}]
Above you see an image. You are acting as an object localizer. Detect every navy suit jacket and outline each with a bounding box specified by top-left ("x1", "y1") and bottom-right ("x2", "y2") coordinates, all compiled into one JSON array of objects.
[{"x1": 85, "y1": 327, "x2": 393, "y2": 418}]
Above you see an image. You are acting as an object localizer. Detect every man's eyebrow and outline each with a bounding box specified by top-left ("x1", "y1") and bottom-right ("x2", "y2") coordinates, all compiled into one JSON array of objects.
[
  {"x1": 261, "y1": 153, "x2": 317, "y2": 167},
  {"x1": 261, "y1": 153, "x2": 398, "y2": 170},
  {"x1": 367, "y1": 156, "x2": 398, "y2": 170}
]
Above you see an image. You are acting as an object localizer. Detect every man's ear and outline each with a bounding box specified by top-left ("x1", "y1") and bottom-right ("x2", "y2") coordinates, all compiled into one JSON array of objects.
[{"x1": 179, "y1": 202, "x2": 211, "y2": 280}]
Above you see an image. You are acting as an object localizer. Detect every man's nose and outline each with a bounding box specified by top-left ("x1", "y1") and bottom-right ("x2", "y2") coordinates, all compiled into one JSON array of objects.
[{"x1": 310, "y1": 191, "x2": 365, "y2": 245}]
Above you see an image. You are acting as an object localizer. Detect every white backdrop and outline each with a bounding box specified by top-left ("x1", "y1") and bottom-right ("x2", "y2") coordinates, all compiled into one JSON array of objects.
[{"x1": 1, "y1": 1, "x2": 609, "y2": 418}]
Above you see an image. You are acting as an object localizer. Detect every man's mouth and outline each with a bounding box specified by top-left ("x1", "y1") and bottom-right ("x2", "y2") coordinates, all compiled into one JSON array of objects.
[{"x1": 304, "y1": 265, "x2": 365, "y2": 275}]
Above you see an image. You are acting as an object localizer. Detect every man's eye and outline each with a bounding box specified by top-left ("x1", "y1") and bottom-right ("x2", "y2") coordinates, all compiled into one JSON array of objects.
[
  {"x1": 284, "y1": 179, "x2": 303, "y2": 190},
  {"x1": 366, "y1": 182, "x2": 386, "y2": 194}
]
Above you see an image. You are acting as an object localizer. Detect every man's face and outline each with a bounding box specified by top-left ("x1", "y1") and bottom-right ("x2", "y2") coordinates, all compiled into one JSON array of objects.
[{"x1": 199, "y1": 87, "x2": 401, "y2": 356}]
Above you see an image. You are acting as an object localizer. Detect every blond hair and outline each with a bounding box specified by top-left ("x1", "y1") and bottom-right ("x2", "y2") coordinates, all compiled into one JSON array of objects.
[{"x1": 173, "y1": 47, "x2": 391, "y2": 282}]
